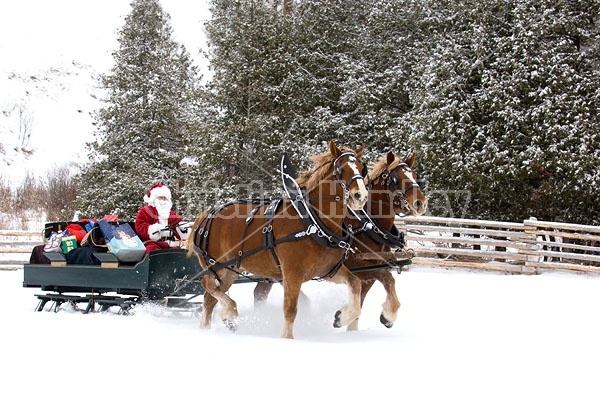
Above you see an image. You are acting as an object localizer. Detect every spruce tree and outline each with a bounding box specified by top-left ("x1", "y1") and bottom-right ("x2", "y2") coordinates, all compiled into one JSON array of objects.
[{"x1": 72, "y1": 0, "x2": 203, "y2": 220}]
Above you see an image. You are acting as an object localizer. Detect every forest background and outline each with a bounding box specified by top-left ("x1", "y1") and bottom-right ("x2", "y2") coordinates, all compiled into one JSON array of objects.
[{"x1": 1, "y1": 0, "x2": 599, "y2": 228}]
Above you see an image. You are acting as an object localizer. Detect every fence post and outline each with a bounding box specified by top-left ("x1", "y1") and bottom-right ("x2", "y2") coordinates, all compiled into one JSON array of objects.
[{"x1": 521, "y1": 218, "x2": 541, "y2": 274}]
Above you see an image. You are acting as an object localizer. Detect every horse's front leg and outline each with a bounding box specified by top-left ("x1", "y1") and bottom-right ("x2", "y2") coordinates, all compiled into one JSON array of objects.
[
  {"x1": 347, "y1": 276, "x2": 375, "y2": 331},
  {"x1": 328, "y1": 266, "x2": 361, "y2": 328},
  {"x1": 281, "y1": 277, "x2": 303, "y2": 339}
]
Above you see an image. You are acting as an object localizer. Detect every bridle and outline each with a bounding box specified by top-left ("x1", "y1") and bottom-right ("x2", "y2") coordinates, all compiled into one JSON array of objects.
[
  {"x1": 370, "y1": 163, "x2": 421, "y2": 210},
  {"x1": 344, "y1": 161, "x2": 422, "y2": 251},
  {"x1": 311, "y1": 152, "x2": 367, "y2": 204}
]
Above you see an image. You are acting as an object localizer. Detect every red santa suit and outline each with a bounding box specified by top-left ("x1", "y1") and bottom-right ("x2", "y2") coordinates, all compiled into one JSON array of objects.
[{"x1": 134, "y1": 184, "x2": 191, "y2": 252}]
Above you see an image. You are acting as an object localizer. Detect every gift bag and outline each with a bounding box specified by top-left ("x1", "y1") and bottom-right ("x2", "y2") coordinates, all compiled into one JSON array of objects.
[
  {"x1": 98, "y1": 219, "x2": 146, "y2": 262},
  {"x1": 44, "y1": 231, "x2": 65, "y2": 253}
]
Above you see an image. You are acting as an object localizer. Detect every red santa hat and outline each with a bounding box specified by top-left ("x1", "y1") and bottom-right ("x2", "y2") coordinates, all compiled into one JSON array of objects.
[{"x1": 143, "y1": 183, "x2": 172, "y2": 204}]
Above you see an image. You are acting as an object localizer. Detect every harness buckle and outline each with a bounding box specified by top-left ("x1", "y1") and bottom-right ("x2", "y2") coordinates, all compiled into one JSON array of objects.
[{"x1": 338, "y1": 240, "x2": 353, "y2": 251}]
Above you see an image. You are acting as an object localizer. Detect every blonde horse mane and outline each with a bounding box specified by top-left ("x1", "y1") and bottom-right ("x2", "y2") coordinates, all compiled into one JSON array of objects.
[
  {"x1": 368, "y1": 153, "x2": 401, "y2": 184},
  {"x1": 295, "y1": 146, "x2": 357, "y2": 191}
]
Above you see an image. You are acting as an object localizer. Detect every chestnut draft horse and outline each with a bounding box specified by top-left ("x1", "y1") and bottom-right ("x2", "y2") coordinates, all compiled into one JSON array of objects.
[
  {"x1": 187, "y1": 141, "x2": 368, "y2": 339},
  {"x1": 254, "y1": 151, "x2": 427, "y2": 331},
  {"x1": 344, "y1": 151, "x2": 427, "y2": 330}
]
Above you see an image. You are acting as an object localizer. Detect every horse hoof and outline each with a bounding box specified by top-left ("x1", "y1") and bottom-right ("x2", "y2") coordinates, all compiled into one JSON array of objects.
[
  {"x1": 380, "y1": 313, "x2": 393, "y2": 328},
  {"x1": 333, "y1": 310, "x2": 342, "y2": 328},
  {"x1": 223, "y1": 318, "x2": 238, "y2": 331}
]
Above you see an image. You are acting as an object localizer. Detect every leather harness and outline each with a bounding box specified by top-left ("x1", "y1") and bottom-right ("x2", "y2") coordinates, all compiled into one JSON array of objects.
[
  {"x1": 190, "y1": 153, "x2": 359, "y2": 284},
  {"x1": 174, "y1": 156, "x2": 418, "y2": 298}
]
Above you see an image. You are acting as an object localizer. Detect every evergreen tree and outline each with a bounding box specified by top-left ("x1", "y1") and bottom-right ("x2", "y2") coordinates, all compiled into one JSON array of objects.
[
  {"x1": 190, "y1": 0, "x2": 296, "y2": 204},
  {"x1": 187, "y1": 0, "x2": 600, "y2": 224},
  {"x1": 410, "y1": 0, "x2": 600, "y2": 224},
  {"x1": 194, "y1": 0, "x2": 421, "y2": 205},
  {"x1": 72, "y1": 0, "x2": 203, "y2": 220}
]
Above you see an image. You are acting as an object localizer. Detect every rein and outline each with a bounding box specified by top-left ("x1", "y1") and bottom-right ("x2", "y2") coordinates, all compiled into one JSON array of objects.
[{"x1": 347, "y1": 206, "x2": 405, "y2": 250}]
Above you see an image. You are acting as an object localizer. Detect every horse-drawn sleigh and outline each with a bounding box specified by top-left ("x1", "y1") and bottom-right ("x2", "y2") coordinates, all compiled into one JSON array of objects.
[{"x1": 23, "y1": 141, "x2": 427, "y2": 338}]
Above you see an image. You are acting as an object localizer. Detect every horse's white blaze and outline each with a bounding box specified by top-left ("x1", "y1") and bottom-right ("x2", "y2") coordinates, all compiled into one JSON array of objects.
[
  {"x1": 348, "y1": 161, "x2": 368, "y2": 208},
  {"x1": 404, "y1": 168, "x2": 418, "y2": 185}
]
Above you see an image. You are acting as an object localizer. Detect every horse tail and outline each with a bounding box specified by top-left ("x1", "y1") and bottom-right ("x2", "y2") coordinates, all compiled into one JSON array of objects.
[{"x1": 186, "y1": 209, "x2": 210, "y2": 258}]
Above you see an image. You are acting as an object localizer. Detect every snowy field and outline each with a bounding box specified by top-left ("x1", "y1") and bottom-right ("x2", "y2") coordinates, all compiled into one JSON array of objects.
[{"x1": 2, "y1": 265, "x2": 599, "y2": 398}]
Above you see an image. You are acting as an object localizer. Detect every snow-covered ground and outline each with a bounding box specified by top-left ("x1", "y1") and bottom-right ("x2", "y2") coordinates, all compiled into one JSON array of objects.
[
  {"x1": 2, "y1": 265, "x2": 599, "y2": 398},
  {"x1": 2, "y1": 4, "x2": 599, "y2": 395}
]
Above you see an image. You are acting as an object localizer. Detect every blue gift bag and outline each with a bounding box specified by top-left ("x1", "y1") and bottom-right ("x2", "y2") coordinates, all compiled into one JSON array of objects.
[{"x1": 98, "y1": 220, "x2": 146, "y2": 262}]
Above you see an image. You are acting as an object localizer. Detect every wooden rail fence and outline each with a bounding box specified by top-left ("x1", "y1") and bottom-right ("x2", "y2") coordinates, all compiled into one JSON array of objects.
[
  {"x1": 0, "y1": 230, "x2": 43, "y2": 266},
  {"x1": 2, "y1": 218, "x2": 600, "y2": 274},
  {"x1": 396, "y1": 216, "x2": 600, "y2": 274}
]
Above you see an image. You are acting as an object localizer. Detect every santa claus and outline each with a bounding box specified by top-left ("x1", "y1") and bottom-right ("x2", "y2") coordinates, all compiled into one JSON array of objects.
[{"x1": 134, "y1": 183, "x2": 192, "y2": 252}]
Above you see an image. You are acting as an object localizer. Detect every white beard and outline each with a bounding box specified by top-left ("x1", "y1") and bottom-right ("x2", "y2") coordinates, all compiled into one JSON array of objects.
[{"x1": 155, "y1": 199, "x2": 172, "y2": 223}]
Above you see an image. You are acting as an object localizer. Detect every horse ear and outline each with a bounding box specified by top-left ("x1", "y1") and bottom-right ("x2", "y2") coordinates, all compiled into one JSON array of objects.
[
  {"x1": 405, "y1": 152, "x2": 416, "y2": 168},
  {"x1": 386, "y1": 151, "x2": 395, "y2": 165},
  {"x1": 329, "y1": 141, "x2": 342, "y2": 158},
  {"x1": 355, "y1": 144, "x2": 365, "y2": 158}
]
